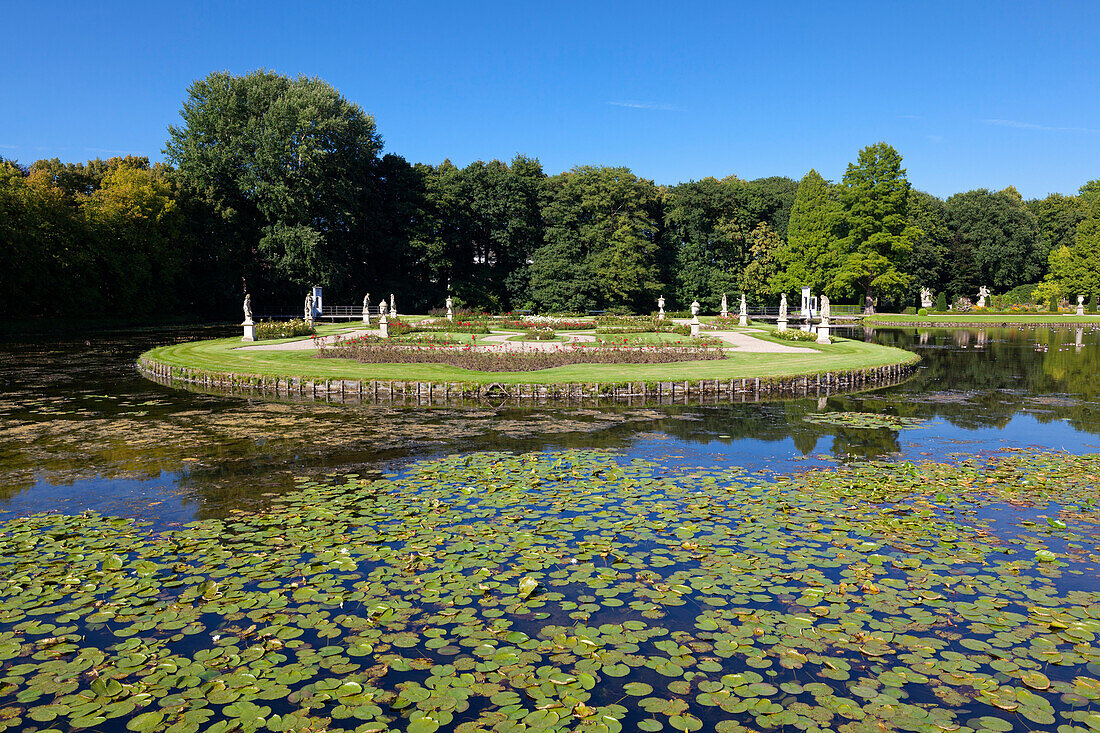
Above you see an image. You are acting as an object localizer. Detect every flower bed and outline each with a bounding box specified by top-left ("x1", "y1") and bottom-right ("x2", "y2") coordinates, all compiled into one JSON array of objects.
[
  {"x1": 318, "y1": 337, "x2": 726, "y2": 372},
  {"x1": 775, "y1": 329, "x2": 819, "y2": 342}
]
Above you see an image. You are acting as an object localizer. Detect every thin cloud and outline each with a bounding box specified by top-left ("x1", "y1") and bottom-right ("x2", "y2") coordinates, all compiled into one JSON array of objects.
[
  {"x1": 86, "y1": 147, "x2": 137, "y2": 155},
  {"x1": 606, "y1": 101, "x2": 682, "y2": 112},
  {"x1": 983, "y1": 119, "x2": 1100, "y2": 134}
]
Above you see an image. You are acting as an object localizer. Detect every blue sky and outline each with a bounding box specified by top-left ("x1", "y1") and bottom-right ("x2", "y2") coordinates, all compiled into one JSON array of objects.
[{"x1": 3, "y1": 1, "x2": 1098, "y2": 198}]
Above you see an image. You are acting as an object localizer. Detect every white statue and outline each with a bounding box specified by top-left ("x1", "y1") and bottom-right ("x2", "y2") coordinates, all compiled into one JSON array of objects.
[
  {"x1": 977, "y1": 286, "x2": 990, "y2": 309},
  {"x1": 378, "y1": 298, "x2": 388, "y2": 319},
  {"x1": 362, "y1": 294, "x2": 371, "y2": 324},
  {"x1": 390, "y1": 293, "x2": 397, "y2": 318},
  {"x1": 445, "y1": 295, "x2": 454, "y2": 320},
  {"x1": 1077, "y1": 294, "x2": 1085, "y2": 316},
  {"x1": 304, "y1": 291, "x2": 314, "y2": 321},
  {"x1": 739, "y1": 293, "x2": 748, "y2": 326},
  {"x1": 243, "y1": 294, "x2": 252, "y2": 324},
  {"x1": 921, "y1": 287, "x2": 933, "y2": 309},
  {"x1": 658, "y1": 295, "x2": 666, "y2": 320},
  {"x1": 690, "y1": 300, "x2": 700, "y2": 317},
  {"x1": 779, "y1": 293, "x2": 788, "y2": 321},
  {"x1": 820, "y1": 294, "x2": 830, "y2": 322},
  {"x1": 720, "y1": 293, "x2": 728, "y2": 318}
]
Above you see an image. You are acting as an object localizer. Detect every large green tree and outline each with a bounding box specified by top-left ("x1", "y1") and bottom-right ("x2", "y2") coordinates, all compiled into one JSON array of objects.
[
  {"x1": 905, "y1": 189, "x2": 951, "y2": 299},
  {"x1": 1044, "y1": 181, "x2": 1100, "y2": 300},
  {"x1": 943, "y1": 187, "x2": 1042, "y2": 294},
  {"x1": 771, "y1": 169, "x2": 843, "y2": 296},
  {"x1": 531, "y1": 166, "x2": 663, "y2": 312},
  {"x1": 164, "y1": 70, "x2": 382, "y2": 299},
  {"x1": 829, "y1": 143, "x2": 919, "y2": 309}
]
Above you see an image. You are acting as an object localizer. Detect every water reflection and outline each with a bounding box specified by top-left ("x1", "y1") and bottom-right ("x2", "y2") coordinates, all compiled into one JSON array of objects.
[{"x1": 3, "y1": 324, "x2": 1100, "y2": 524}]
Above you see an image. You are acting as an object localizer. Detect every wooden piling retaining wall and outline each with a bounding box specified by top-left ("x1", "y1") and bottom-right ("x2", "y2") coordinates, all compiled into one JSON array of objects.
[{"x1": 137, "y1": 356, "x2": 921, "y2": 406}]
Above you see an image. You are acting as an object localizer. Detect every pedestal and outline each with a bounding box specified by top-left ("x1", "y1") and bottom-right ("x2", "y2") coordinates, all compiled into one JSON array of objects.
[
  {"x1": 738, "y1": 314, "x2": 747, "y2": 327},
  {"x1": 1077, "y1": 305, "x2": 1085, "y2": 316},
  {"x1": 777, "y1": 318, "x2": 787, "y2": 333},
  {"x1": 379, "y1": 316, "x2": 389, "y2": 338},
  {"x1": 720, "y1": 309, "x2": 728, "y2": 319},
  {"x1": 816, "y1": 325, "x2": 830, "y2": 344},
  {"x1": 690, "y1": 319, "x2": 700, "y2": 338},
  {"x1": 447, "y1": 309, "x2": 454, "y2": 321},
  {"x1": 658, "y1": 310, "x2": 665, "y2": 320},
  {"x1": 362, "y1": 313, "x2": 370, "y2": 324},
  {"x1": 241, "y1": 321, "x2": 255, "y2": 342}
]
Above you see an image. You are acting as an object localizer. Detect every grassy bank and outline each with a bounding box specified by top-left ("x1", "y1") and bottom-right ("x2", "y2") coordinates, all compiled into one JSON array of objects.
[
  {"x1": 869, "y1": 313, "x2": 1100, "y2": 326},
  {"x1": 140, "y1": 331, "x2": 917, "y2": 386}
]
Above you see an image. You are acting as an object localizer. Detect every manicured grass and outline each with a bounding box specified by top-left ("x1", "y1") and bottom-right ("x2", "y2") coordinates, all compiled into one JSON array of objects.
[
  {"x1": 870, "y1": 313, "x2": 1100, "y2": 325},
  {"x1": 141, "y1": 330, "x2": 917, "y2": 386}
]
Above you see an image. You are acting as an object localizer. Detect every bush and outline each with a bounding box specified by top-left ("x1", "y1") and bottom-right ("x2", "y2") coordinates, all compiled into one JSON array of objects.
[
  {"x1": 904, "y1": 307, "x2": 916, "y2": 315},
  {"x1": 253, "y1": 319, "x2": 315, "y2": 340},
  {"x1": 999, "y1": 283, "x2": 1040, "y2": 307},
  {"x1": 1091, "y1": 294, "x2": 1098, "y2": 313},
  {"x1": 934, "y1": 292, "x2": 947, "y2": 311},
  {"x1": 498, "y1": 317, "x2": 589, "y2": 330},
  {"x1": 775, "y1": 329, "x2": 818, "y2": 342},
  {"x1": 1049, "y1": 296, "x2": 1059, "y2": 312},
  {"x1": 918, "y1": 308, "x2": 928, "y2": 316},
  {"x1": 402, "y1": 320, "x2": 490, "y2": 334},
  {"x1": 523, "y1": 326, "x2": 556, "y2": 341}
]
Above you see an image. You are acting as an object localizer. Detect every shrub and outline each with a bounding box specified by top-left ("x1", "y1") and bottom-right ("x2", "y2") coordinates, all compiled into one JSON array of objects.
[
  {"x1": 400, "y1": 320, "x2": 490, "y2": 334},
  {"x1": 253, "y1": 319, "x2": 315, "y2": 340},
  {"x1": 952, "y1": 296, "x2": 973, "y2": 312},
  {"x1": 904, "y1": 307, "x2": 916, "y2": 315},
  {"x1": 1049, "y1": 296, "x2": 1059, "y2": 312},
  {"x1": 999, "y1": 283, "x2": 1040, "y2": 307},
  {"x1": 318, "y1": 337, "x2": 726, "y2": 372},
  {"x1": 523, "y1": 326, "x2": 556, "y2": 341},
  {"x1": 934, "y1": 292, "x2": 947, "y2": 311},
  {"x1": 917, "y1": 308, "x2": 928, "y2": 316},
  {"x1": 1091, "y1": 295, "x2": 1098, "y2": 313},
  {"x1": 498, "y1": 317, "x2": 589, "y2": 330},
  {"x1": 775, "y1": 329, "x2": 818, "y2": 342}
]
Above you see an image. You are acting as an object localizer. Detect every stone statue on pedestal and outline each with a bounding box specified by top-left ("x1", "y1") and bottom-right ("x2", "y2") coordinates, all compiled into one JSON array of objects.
[
  {"x1": 657, "y1": 295, "x2": 666, "y2": 320},
  {"x1": 390, "y1": 293, "x2": 397, "y2": 318},
  {"x1": 362, "y1": 294, "x2": 371, "y2": 324},
  {"x1": 304, "y1": 291, "x2": 314, "y2": 322},
  {"x1": 243, "y1": 294, "x2": 252, "y2": 324},
  {"x1": 779, "y1": 293, "x2": 788, "y2": 320},
  {"x1": 977, "y1": 286, "x2": 991, "y2": 308},
  {"x1": 921, "y1": 287, "x2": 933, "y2": 309},
  {"x1": 720, "y1": 293, "x2": 728, "y2": 318},
  {"x1": 1077, "y1": 295, "x2": 1085, "y2": 316},
  {"x1": 445, "y1": 295, "x2": 454, "y2": 320}
]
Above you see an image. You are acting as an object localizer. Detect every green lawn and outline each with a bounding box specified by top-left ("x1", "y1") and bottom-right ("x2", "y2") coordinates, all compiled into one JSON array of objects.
[
  {"x1": 141, "y1": 331, "x2": 918, "y2": 386},
  {"x1": 870, "y1": 313, "x2": 1100, "y2": 325}
]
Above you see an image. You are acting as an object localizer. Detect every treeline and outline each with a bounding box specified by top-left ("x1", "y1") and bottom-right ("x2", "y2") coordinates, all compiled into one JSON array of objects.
[{"x1": 3, "y1": 69, "x2": 1099, "y2": 319}]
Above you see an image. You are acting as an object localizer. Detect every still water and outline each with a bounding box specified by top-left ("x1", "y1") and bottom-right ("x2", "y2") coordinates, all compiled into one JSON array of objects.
[{"x1": 3, "y1": 324, "x2": 1100, "y2": 527}]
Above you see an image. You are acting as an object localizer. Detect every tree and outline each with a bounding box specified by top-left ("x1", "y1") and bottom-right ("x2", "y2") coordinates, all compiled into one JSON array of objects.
[
  {"x1": 531, "y1": 166, "x2": 663, "y2": 312},
  {"x1": 740, "y1": 223, "x2": 783, "y2": 303},
  {"x1": 944, "y1": 188, "x2": 1042, "y2": 293},
  {"x1": 905, "y1": 189, "x2": 950, "y2": 298},
  {"x1": 771, "y1": 170, "x2": 843, "y2": 296},
  {"x1": 1028, "y1": 192, "x2": 1086, "y2": 263},
  {"x1": 81, "y1": 164, "x2": 184, "y2": 313},
  {"x1": 1046, "y1": 215, "x2": 1100, "y2": 300},
  {"x1": 164, "y1": 70, "x2": 382, "y2": 299},
  {"x1": 829, "y1": 143, "x2": 919, "y2": 308}
]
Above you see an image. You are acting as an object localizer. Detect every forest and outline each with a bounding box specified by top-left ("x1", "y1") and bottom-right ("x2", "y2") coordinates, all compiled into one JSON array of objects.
[{"x1": 2, "y1": 70, "x2": 1098, "y2": 319}]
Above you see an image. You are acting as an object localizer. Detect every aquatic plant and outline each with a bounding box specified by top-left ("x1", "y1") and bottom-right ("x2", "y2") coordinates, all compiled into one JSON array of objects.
[{"x1": 0, "y1": 450, "x2": 1099, "y2": 732}]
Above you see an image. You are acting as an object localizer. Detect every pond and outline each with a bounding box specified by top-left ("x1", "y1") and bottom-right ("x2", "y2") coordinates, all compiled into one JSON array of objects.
[{"x1": 1, "y1": 324, "x2": 1099, "y2": 732}]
